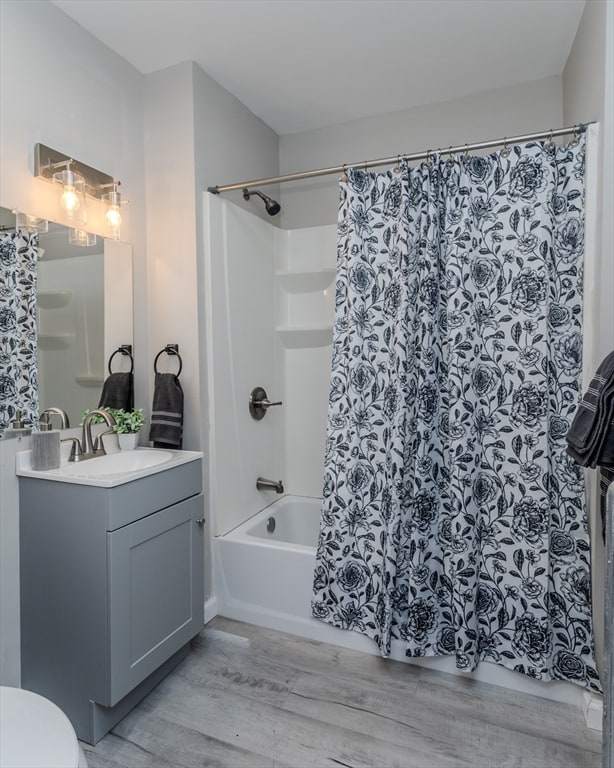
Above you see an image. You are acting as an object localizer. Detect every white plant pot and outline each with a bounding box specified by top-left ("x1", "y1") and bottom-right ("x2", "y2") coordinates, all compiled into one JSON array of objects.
[{"x1": 118, "y1": 432, "x2": 139, "y2": 451}]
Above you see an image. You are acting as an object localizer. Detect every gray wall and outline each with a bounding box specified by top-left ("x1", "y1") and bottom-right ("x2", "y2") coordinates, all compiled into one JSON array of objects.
[{"x1": 279, "y1": 76, "x2": 563, "y2": 229}]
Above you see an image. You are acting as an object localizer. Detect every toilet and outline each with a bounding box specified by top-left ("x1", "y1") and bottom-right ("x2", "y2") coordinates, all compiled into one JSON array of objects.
[{"x1": 0, "y1": 687, "x2": 88, "y2": 768}]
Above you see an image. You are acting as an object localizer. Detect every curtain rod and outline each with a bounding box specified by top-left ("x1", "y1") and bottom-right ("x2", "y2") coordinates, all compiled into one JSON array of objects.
[{"x1": 207, "y1": 123, "x2": 590, "y2": 195}]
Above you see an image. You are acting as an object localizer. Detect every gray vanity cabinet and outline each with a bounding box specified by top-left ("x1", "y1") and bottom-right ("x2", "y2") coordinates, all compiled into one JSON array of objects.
[{"x1": 19, "y1": 458, "x2": 204, "y2": 744}]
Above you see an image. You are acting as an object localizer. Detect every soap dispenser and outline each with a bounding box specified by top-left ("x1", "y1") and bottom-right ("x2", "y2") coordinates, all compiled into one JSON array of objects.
[
  {"x1": 2, "y1": 410, "x2": 32, "y2": 439},
  {"x1": 31, "y1": 413, "x2": 61, "y2": 470}
]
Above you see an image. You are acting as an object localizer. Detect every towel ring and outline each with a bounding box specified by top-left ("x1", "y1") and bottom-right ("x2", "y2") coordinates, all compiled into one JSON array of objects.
[
  {"x1": 154, "y1": 344, "x2": 183, "y2": 377},
  {"x1": 108, "y1": 345, "x2": 134, "y2": 375}
]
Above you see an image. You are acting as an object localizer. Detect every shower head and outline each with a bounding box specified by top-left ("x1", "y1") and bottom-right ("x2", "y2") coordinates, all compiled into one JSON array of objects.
[{"x1": 242, "y1": 187, "x2": 281, "y2": 216}]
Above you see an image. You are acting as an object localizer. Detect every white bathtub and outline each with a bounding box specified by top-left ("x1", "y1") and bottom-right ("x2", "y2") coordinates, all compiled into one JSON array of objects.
[
  {"x1": 242, "y1": 495, "x2": 320, "y2": 547},
  {"x1": 215, "y1": 496, "x2": 322, "y2": 633},
  {"x1": 212, "y1": 494, "x2": 586, "y2": 710}
]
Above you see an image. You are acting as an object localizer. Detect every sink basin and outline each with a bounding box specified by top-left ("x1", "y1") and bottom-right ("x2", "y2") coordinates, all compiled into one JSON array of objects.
[
  {"x1": 17, "y1": 447, "x2": 204, "y2": 488},
  {"x1": 61, "y1": 449, "x2": 173, "y2": 478}
]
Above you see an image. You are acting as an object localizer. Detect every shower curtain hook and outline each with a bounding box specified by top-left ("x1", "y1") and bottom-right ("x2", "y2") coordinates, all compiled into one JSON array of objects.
[
  {"x1": 463, "y1": 144, "x2": 470, "y2": 164},
  {"x1": 545, "y1": 129, "x2": 556, "y2": 152},
  {"x1": 446, "y1": 146, "x2": 455, "y2": 168},
  {"x1": 394, "y1": 154, "x2": 402, "y2": 173},
  {"x1": 340, "y1": 163, "x2": 348, "y2": 183},
  {"x1": 425, "y1": 149, "x2": 433, "y2": 168},
  {"x1": 570, "y1": 124, "x2": 581, "y2": 147},
  {"x1": 501, "y1": 138, "x2": 510, "y2": 158}
]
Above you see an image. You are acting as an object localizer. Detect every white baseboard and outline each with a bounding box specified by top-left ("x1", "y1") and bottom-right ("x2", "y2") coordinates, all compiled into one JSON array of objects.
[
  {"x1": 204, "y1": 595, "x2": 218, "y2": 624},
  {"x1": 582, "y1": 690, "x2": 603, "y2": 730}
]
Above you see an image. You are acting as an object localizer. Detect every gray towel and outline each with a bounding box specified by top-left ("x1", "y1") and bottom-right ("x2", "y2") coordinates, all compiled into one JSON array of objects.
[
  {"x1": 149, "y1": 372, "x2": 183, "y2": 448},
  {"x1": 98, "y1": 372, "x2": 134, "y2": 411},
  {"x1": 566, "y1": 351, "x2": 614, "y2": 467}
]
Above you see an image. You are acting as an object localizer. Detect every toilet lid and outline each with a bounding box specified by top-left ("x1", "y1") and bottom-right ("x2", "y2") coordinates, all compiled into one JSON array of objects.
[{"x1": 0, "y1": 687, "x2": 80, "y2": 768}]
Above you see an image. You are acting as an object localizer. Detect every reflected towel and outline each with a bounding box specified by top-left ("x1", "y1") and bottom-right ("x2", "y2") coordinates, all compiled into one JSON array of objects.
[
  {"x1": 149, "y1": 372, "x2": 183, "y2": 448},
  {"x1": 98, "y1": 372, "x2": 134, "y2": 411}
]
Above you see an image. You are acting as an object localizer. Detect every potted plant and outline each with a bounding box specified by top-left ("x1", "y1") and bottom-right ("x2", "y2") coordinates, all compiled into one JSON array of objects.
[{"x1": 112, "y1": 408, "x2": 146, "y2": 450}]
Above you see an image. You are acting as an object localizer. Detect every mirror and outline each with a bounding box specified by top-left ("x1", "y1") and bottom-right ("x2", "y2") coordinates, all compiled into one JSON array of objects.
[{"x1": 0, "y1": 207, "x2": 133, "y2": 428}]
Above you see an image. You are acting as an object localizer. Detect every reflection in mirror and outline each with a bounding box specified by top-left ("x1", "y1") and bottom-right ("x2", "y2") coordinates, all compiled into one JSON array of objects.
[{"x1": 0, "y1": 208, "x2": 133, "y2": 429}]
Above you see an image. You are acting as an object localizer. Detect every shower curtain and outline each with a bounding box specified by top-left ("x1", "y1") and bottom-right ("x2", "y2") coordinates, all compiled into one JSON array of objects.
[
  {"x1": 0, "y1": 229, "x2": 38, "y2": 429},
  {"x1": 312, "y1": 136, "x2": 601, "y2": 692}
]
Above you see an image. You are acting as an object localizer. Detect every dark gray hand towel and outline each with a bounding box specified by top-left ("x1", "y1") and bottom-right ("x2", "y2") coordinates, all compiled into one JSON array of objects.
[
  {"x1": 566, "y1": 351, "x2": 614, "y2": 465},
  {"x1": 149, "y1": 372, "x2": 183, "y2": 448},
  {"x1": 98, "y1": 372, "x2": 134, "y2": 411},
  {"x1": 594, "y1": 399, "x2": 614, "y2": 467},
  {"x1": 566, "y1": 392, "x2": 614, "y2": 467}
]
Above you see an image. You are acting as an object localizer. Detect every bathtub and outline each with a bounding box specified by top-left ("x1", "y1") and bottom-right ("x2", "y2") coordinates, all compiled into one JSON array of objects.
[
  {"x1": 215, "y1": 495, "x2": 323, "y2": 635},
  {"x1": 213, "y1": 493, "x2": 587, "y2": 709}
]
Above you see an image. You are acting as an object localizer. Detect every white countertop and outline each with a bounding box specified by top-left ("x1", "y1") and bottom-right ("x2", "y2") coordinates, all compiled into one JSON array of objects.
[{"x1": 16, "y1": 447, "x2": 203, "y2": 488}]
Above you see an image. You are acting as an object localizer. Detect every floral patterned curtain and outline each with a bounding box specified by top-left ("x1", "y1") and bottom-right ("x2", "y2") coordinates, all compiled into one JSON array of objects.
[
  {"x1": 0, "y1": 229, "x2": 38, "y2": 429},
  {"x1": 312, "y1": 136, "x2": 601, "y2": 692}
]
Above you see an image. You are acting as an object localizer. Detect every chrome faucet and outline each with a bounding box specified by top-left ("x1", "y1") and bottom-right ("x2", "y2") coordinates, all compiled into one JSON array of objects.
[
  {"x1": 61, "y1": 408, "x2": 116, "y2": 462},
  {"x1": 39, "y1": 407, "x2": 70, "y2": 430},
  {"x1": 256, "y1": 477, "x2": 284, "y2": 494}
]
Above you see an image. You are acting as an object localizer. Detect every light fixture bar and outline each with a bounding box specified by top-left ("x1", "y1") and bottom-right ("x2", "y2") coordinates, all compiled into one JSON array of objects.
[{"x1": 34, "y1": 143, "x2": 115, "y2": 199}]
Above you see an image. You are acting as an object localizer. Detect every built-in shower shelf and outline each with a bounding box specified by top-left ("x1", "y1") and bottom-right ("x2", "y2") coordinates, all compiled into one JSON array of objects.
[
  {"x1": 37, "y1": 291, "x2": 72, "y2": 309},
  {"x1": 276, "y1": 269, "x2": 335, "y2": 293},
  {"x1": 277, "y1": 325, "x2": 333, "y2": 348},
  {"x1": 38, "y1": 333, "x2": 75, "y2": 350}
]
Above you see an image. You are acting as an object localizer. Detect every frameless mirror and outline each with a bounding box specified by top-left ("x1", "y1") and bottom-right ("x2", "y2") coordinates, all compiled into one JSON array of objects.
[{"x1": 0, "y1": 207, "x2": 133, "y2": 428}]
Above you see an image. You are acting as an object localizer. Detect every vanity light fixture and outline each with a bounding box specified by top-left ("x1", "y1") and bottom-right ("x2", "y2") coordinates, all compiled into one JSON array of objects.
[{"x1": 33, "y1": 144, "x2": 126, "y2": 239}]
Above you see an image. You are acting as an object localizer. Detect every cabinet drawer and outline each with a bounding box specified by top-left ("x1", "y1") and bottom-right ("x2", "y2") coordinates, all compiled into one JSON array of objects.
[
  {"x1": 19, "y1": 458, "x2": 203, "y2": 532},
  {"x1": 105, "y1": 459, "x2": 202, "y2": 530},
  {"x1": 106, "y1": 494, "x2": 204, "y2": 705}
]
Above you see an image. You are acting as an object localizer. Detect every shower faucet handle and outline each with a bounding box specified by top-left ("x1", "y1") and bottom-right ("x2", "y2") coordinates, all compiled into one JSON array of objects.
[
  {"x1": 259, "y1": 398, "x2": 282, "y2": 409},
  {"x1": 249, "y1": 386, "x2": 283, "y2": 420}
]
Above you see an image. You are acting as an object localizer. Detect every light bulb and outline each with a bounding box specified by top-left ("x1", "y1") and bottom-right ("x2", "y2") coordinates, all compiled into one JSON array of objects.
[
  {"x1": 60, "y1": 185, "x2": 81, "y2": 215},
  {"x1": 103, "y1": 185, "x2": 123, "y2": 240},
  {"x1": 53, "y1": 168, "x2": 85, "y2": 224},
  {"x1": 105, "y1": 205, "x2": 121, "y2": 239}
]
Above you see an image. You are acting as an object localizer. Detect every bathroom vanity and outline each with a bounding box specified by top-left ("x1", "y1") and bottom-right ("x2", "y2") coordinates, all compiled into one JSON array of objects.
[{"x1": 18, "y1": 449, "x2": 204, "y2": 744}]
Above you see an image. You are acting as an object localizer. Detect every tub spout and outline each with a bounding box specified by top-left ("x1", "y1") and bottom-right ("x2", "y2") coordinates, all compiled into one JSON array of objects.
[{"x1": 256, "y1": 477, "x2": 284, "y2": 494}]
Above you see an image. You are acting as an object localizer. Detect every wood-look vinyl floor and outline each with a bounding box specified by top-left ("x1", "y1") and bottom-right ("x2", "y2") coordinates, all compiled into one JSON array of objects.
[{"x1": 82, "y1": 617, "x2": 602, "y2": 768}]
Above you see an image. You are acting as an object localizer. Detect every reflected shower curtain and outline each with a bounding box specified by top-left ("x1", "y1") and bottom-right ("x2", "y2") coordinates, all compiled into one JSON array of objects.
[
  {"x1": 312, "y1": 136, "x2": 601, "y2": 691},
  {"x1": 0, "y1": 229, "x2": 38, "y2": 429}
]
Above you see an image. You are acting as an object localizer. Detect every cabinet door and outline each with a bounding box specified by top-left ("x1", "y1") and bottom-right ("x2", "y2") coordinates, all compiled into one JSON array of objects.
[{"x1": 107, "y1": 494, "x2": 204, "y2": 705}]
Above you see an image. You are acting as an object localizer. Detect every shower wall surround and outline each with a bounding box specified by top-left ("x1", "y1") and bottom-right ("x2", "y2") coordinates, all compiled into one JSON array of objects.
[
  {"x1": 275, "y1": 226, "x2": 336, "y2": 497},
  {"x1": 205, "y1": 197, "x2": 279, "y2": 536},
  {"x1": 204, "y1": 194, "x2": 335, "y2": 536}
]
